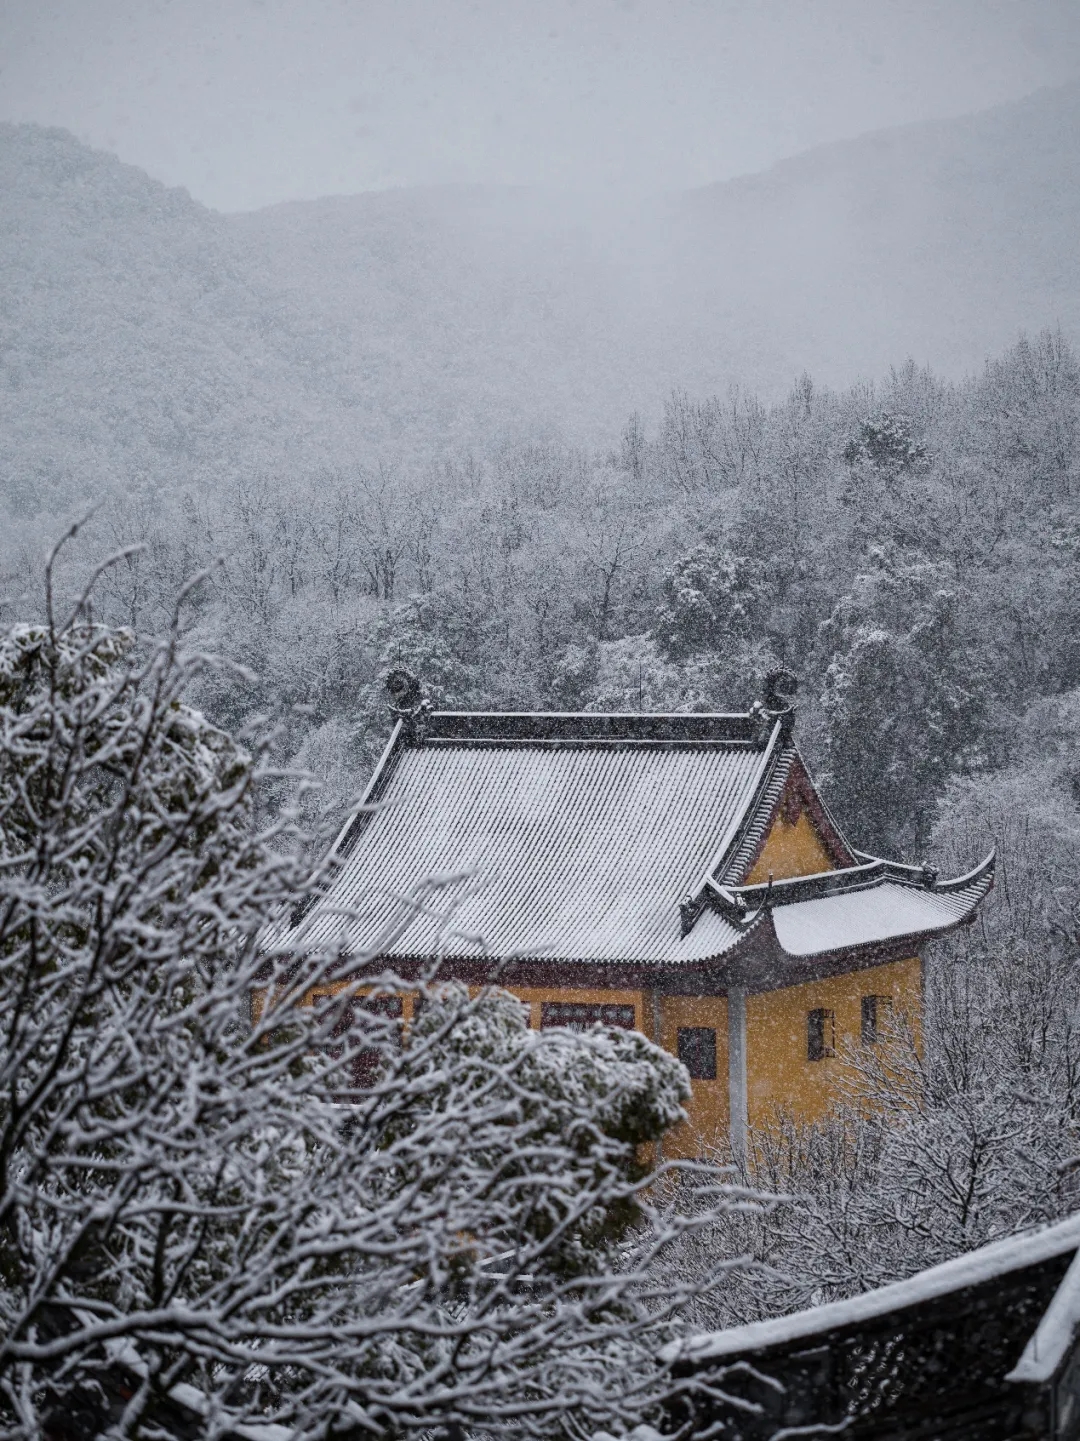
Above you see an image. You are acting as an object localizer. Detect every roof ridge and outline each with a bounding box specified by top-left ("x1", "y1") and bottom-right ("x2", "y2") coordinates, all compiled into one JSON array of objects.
[
  {"x1": 719, "y1": 850, "x2": 995, "y2": 909},
  {"x1": 718, "y1": 746, "x2": 798, "y2": 885},
  {"x1": 430, "y1": 708, "x2": 756, "y2": 718},
  {"x1": 409, "y1": 710, "x2": 769, "y2": 745}
]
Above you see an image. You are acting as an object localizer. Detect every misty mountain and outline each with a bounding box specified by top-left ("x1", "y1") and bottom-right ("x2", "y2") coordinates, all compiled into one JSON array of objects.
[
  {"x1": 231, "y1": 77, "x2": 1080, "y2": 446},
  {"x1": 668, "y1": 78, "x2": 1080, "y2": 393},
  {"x1": 0, "y1": 123, "x2": 343, "y2": 514},
  {"x1": 2, "y1": 80, "x2": 1079, "y2": 512},
  {"x1": 228, "y1": 184, "x2": 657, "y2": 453}
]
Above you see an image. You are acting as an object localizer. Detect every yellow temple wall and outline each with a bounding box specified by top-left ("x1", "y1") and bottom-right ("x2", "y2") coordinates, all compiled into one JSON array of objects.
[
  {"x1": 745, "y1": 806, "x2": 837, "y2": 884},
  {"x1": 289, "y1": 962, "x2": 923, "y2": 1152},
  {"x1": 652, "y1": 992, "x2": 729, "y2": 1156},
  {"x1": 286, "y1": 807, "x2": 923, "y2": 1153},
  {"x1": 745, "y1": 955, "x2": 922, "y2": 1128}
]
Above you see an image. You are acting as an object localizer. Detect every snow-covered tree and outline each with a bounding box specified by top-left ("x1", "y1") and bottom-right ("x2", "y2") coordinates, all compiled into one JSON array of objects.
[
  {"x1": 842, "y1": 413, "x2": 930, "y2": 475},
  {"x1": 653, "y1": 535, "x2": 766, "y2": 663},
  {"x1": 0, "y1": 556, "x2": 761, "y2": 1439},
  {"x1": 665, "y1": 732, "x2": 1080, "y2": 1333},
  {"x1": 818, "y1": 547, "x2": 987, "y2": 856}
]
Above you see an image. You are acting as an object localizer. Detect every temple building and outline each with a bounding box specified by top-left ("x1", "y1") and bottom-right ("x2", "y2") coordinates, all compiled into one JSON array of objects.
[{"x1": 281, "y1": 673, "x2": 993, "y2": 1156}]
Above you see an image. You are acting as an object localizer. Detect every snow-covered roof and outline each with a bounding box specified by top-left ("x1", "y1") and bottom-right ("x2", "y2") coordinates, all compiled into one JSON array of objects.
[
  {"x1": 280, "y1": 710, "x2": 792, "y2": 964},
  {"x1": 272, "y1": 705, "x2": 991, "y2": 972},
  {"x1": 667, "y1": 1212, "x2": 1080, "y2": 1366},
  {"x1": 766, "y1": 865, "x2": 993, "y2": 958},
  {"x1": 693, "y1": 849, "x2": 993, "y2": 962}
]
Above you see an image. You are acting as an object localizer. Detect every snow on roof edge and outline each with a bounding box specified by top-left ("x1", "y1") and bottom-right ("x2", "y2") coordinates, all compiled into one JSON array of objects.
[
  {"x1": 430, "y1": 708, "x2": 753, "y2": 721},
  {"x1": 1007, "y1": 1246, "x2": 1080, "y2": 1384},
  {"x1": 668, "y1": 1212, "x2": 1080, "y2": 1366},
  {"x1": 685, "y1": 720, "x2": 782, "y2": 905}
]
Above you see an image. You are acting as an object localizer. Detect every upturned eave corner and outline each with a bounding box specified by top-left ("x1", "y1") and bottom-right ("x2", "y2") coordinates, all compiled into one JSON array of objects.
[{"x1": 941, "y1": 846, "x2": 996, "y2": 894}]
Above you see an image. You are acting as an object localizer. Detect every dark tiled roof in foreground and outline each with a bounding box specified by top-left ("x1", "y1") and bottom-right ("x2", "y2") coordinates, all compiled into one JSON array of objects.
[
  {"x1": 666, "y1": 1213, "x2": 1080, "y2": 1439},
  {"x1": 670, "y1": 1212, "x2": 1080, "y2": 1366},
  {"x1": 276, "y1": 707, "x2": 993, "y2": 970}
]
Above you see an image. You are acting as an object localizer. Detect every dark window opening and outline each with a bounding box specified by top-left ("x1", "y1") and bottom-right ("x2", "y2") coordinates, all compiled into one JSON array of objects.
[
  {"x1": 807, "y1": 1007, "x2": 835, "y2": 1062},
  {"x1": 415, "y1": 991, "x2": 530, "y2": 1027},
  {"x1": 316, "y1": 991, "x2": 404, "y2": 1089},
  {"x1": 540, "y1": 1002, "x2": 636, "y2": 1032},
  {"x1": 677, "y1": 1026, "x2": 717, "y2": 1080},
  {"x1": 861, "y1": 994, "x2": 893, "y2": 1045}
]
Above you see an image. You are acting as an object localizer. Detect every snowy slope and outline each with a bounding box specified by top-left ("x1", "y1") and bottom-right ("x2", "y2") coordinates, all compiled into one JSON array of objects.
[
  {"x1": 0, "y1": 124, "x2": 334, "y2": 512},
  {"x1": 2, "y1": 80, "x2": 1079, "y2": 513}
]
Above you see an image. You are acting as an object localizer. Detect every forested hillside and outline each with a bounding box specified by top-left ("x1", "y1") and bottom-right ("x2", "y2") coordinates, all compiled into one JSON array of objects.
[
  {"x1": 671, "y1": 77, "x2": 1080, "y2": 389},
  {"x1": 3, "y1": 79, "x2": 1080, "y2": 503},
  {"x1": 3, "y1": 86, "x2": 1080, "y2": 860},
  {"x1": 9, "y1": 320, "x2": 1080, "y2": 1322},
  {"x1": 3, "y1": 330, "x2": 1075, "y2": 870},
  {"x1": 0, "y1": 124, "x2": 336, "y2": 514},
  {"x1": 5, "y1": 73, "x2": 1080, "y2": 1366}
]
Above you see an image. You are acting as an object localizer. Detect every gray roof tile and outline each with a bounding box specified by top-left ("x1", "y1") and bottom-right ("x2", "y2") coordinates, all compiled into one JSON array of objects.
[
  {"x1": 288, "y1": 716, "x2": 779, "y2": 964},
  {"x1": 277, "y1": 708, "x2": 992, "y2": 973}
]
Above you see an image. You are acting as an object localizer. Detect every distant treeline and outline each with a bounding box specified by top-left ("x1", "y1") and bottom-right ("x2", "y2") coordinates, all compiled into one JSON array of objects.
[{"x1": 4, "y1": 329, "x2": 1078, "y2": 859}]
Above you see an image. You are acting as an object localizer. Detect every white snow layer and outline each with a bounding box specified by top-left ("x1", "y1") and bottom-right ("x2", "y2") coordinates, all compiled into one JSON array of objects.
[
  {"x1": 1008, "y1": 1246, "x2": 1080, "y2": 1383},
  {"x1": 669, "y1": 1212, "x2": 1080, "y2": 1365},
  {"x1": 592, "y1": 1428, "x2": 667, "y2": 1441},
  {"x1": 771, "y1": 880, "x2": 975, "y2": 957}
]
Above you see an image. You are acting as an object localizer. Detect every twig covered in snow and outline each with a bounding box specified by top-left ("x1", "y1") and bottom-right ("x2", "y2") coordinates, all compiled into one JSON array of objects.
[{"x1": 0, "y1": 554, "x2": 772, "y2": 1440}]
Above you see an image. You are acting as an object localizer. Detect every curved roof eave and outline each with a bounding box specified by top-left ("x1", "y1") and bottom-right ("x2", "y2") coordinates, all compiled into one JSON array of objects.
[{"x1": 766, "y1": 852, "x2": 995, "y2": 960}]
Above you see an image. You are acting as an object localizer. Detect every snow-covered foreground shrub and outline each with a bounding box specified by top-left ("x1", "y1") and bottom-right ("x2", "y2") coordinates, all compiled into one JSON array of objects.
[{"x1": 0, "y1": 557, "x2": 764, "y2": 1439}]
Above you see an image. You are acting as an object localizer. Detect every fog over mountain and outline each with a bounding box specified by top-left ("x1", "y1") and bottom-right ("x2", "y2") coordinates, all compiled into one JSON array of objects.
[{"x1": 3, "y1": 79, "x2": 1079, "y2": 512}]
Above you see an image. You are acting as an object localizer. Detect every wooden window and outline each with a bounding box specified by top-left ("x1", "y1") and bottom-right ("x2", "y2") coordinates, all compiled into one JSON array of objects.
[
  {"x1": 315, "y1": 992, "x2": 403, "y2": 1089},
  {"x1": 415, "y1": 992, "x2": 530, "y2": 1027},
  {"x1": 861, "y1": 994, "x2": 893, "y2": 1044},
  {"x1": 807, "y1": 1007, "x2": 835, "y2": 1062},
  {"x1": 540, "y1": 1002, "x2": 636, "y2": 1032},
  {"x1": 677, "y1": 1026, "x2": 717, "y2": 1080}
]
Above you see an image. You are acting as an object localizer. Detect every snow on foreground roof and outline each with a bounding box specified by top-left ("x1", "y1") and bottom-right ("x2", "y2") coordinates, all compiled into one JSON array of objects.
[
  {"x1": 1008, "y1": 1246, "x2": 1080, "y2": 1384},
  {"x1": 666, "y1": 1211, "x2": 1080, "y2": 1366}
]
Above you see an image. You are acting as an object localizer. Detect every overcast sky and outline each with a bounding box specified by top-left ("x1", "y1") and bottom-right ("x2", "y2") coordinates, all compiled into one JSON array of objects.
[{"x1": 2, "y1": 0, "x2": 1079, "y2": 213}]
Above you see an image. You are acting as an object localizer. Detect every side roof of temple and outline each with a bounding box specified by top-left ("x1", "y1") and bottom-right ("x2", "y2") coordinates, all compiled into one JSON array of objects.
[{"x1": 271, "y1": 689, "x2": 992, "y2": 985}]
